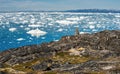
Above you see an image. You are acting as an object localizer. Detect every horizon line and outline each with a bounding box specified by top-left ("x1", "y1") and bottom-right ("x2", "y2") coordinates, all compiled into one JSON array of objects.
[{"x1": 0, "y1": 8, "x2": 120, "y2": 13}]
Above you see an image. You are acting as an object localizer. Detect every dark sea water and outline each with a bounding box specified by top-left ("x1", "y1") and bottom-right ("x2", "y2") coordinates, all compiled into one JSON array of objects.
[{"x1": 0, "y1": 12, "x2": 120, "y2": 51}]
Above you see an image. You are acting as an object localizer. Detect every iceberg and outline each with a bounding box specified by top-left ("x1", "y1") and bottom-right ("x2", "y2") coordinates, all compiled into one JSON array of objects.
[
  {"x1": 27, "y1": 28, "x2": 47, "y2": 38},
  {"x1": 9, "y1": 28, "x2": 17, "y2": 32},
  {"x1": 17, "y1": 38, "x2": 25, "y2": 41}
]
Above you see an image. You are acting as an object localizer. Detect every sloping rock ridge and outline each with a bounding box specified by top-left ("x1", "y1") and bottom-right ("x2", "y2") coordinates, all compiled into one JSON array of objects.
[{"x1": 0, "y1": 30, "x2": 120, "y2": 74}]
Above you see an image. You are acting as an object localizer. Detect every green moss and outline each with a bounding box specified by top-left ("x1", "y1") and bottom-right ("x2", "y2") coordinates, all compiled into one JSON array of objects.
[
  {"x1": 13, "y1": 64, "x2": 32, "y2": 72},
  {"x1": 12, "y1": 57, "x2": 52, "y2": 73},
  {"x1": 86, "y1": 71, "x2": 106, "y2": 74},
  {"x1": 44, "y1": 71, "x2": 72, "y2": 74},
  {"x1": 56, "y1": 52, "x2": 69, "y2": 57},
  {"x1": 12, "y1": 51, "x2": 91, "y2": 73},
  {"x1": 3, "y1": 63, "x2": 10, "y2": 68},
  {"x1": 44, "y1": 71, "x2": 57, "y2": 74},
  {"x1": 52, "y1": 52, "x2": 91, "y2": 64}
]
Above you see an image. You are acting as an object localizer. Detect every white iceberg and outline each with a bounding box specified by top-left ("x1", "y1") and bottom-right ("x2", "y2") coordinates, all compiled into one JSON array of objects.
[
  {"x1": 89, "y1": 25, "x2": 95, "y2": 29},
  {"x1": 57, "y1": 28, "x2": 63, "y2": 32},
  {"x1": 28, "y1": 24, "x2": 41, "y2": 28},
  {"x1": 66, "y1": 17, "x2": 80, "y2": 21},
  {"x1": 9, "y1": 28, "x2": 17, "y2": 32},
  {"x1": 27, "y1": 28, "x2": 47, "y2": 38},
  {"x1": 56, "y1": 20, "x2": 78, "y2": 25},
  {"x1": 17, "y1": 38, "x2": 25, "y2": 41}
]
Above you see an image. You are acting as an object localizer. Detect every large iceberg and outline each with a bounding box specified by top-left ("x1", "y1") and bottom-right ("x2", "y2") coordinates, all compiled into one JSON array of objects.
[{"x1": 27, "y1": 28, "x2": 47, "y2": 38}]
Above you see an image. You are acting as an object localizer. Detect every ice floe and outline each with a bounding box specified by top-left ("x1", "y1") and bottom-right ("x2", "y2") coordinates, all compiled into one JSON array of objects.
[
  {"x1": 66, "y1": 17, "x2": 80, "y2": 21},
  {"x1": 88, "y1": 22, "x2": 96, "y2": 24},
  {"x1": 56, "y1": 20, "x2": 78, "y2": 25},
  {"x1": 28, "y1": 24, "x2": 41, "y2": 28},
  {"x1": 80, "y1": 32, "x2": 85, "y2": 34},
  {"x1": 54, "y1": 40, "x2": 59, "y2": 42},
  {"x1": 41, "y1": 37, "x2": 46, "y2": 39},
  {"x1": 25, "y1": 28, "x2": 30, "y2": 31},
  {"x1": 30, "y1": 18, "x2": 36, "y2": 24},
  {"x1": 57, "y1": 28, "x2": 63, "y2": 32},
  {"x1": 9, "y1": 28, "x2": 17, "y2": 32},
  {"x1": 115, "y1": 15, "x2": 120, "y2": 18},
  {"x1": 79, "y1": 16, "x2": 86, "y2": 20},
  {"x1": 27, "y1": 28, "x2": 47, "y2": 38},
  {"x1": 17, "y1": 38, "x2": 25, "y2": 41},
  {"x1": 48, "y1": 23, "x2": 53, "y2": 26},
  {"x1": 89, "y1": 25, "x2": 95, "y2": 29}
]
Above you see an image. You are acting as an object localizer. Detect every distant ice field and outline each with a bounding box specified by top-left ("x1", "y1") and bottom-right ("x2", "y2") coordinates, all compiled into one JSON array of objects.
[{"x1": 0, "y1": 12, "x2": 120, "y2": 51}]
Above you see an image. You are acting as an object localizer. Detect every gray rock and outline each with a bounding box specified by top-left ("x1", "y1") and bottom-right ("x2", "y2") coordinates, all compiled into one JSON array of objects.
[
  {"x1": 32, "y1": 59, "x2": 53, "y2": 71},
  {"x1": 32, "y1": 63, "x2": 48, "y2": 71},
  {"x1": 0, "y1": 71, "x2": 8, "y2": 74},
  {"x1": 0, "y1": 63, "x2": 4, "y2": 68},
  {"x1": 107, "y1": 69, "x2": 120, "y2": 74}
]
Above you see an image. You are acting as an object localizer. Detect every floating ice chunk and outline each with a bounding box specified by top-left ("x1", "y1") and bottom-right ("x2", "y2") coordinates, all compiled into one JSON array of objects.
[
  {"x1": 115, "y1": 15, "x2": 120, "y2": 18},
  {"x1": 22, "y1": 20, "x2": 28, "y2": 24},
  {"x1": 56, "y1": 20, "x2": 77, "y2": 25},
  {"x1": 54, "y1": 40, "x2": 59, "y2": 42},
  {"x1": 92, "y1": 29, "x2": 98, "y2": 32},
  {"x1": 30, "y1": 18, "x2": 36, "y2": 24},
  {"x1": 29, "y1": 37, "x2": 33, "y2": 40},
  {"x1": 28, "y1": 24, "x2": 41, "y2": 28},
  {"x1": 20, "y1": 25, "x2": 24, "y2": 28},
  {"x1": 66, "y1": 17, "x2": 86, "y2": 21},
  {"x1": 41, "y1": 37, "x2": 46, "y2": 39},
  {"x1": 96, "y1": 24, "x2": 102, "y2": 28},
  {"x1": 9, "y1": 42, "x2": 12, "y2": 44},
  {"x1": 66, "y1": 17, "x2": 80, "y2": 21},
  {"x1": 2, "y1": 26, "x2": 5, "y2": 28},
  {"x1": 9, "y1": 28, "x2": 17, "y2": 32},
  {"x1": 88, "y1": 22, "x2": 96, "y2": 24},
  {"x1": 89, "y1": 25, "x2": 95, "y2": 29},
  {"x1": 48, "y1": 23, "x2": 53, "y2": 26},
  {"x1": 17, "y1": 38, "x2": 25, "y2": 41},
  {"x1": 79, "y1": 16, "x2": 86, "y2": 20},
  {"x1": 47, "y1": 18, "x2": 53, "y2": 20},
  {"x1": 25, "y1": 28, "x2": 30, "y2": 31},
  {"x1": 27, "y1": 28, "x2": 47, "y2": 38},
  {"x1": 19, "y1": 17, "x2": 24, "y2": 21},
  {"x1": 6, "y1": 21, "x2": 9, "y2": 24},
  {"x1": 74, "y1": 25, "x2": 79, "y2": 28},
  {"x1": 57, "y1": 28, "x2": 63, "y2": 32},
  {"x1": 80, "y1": 32, "x2": 85, "y2": 34}
]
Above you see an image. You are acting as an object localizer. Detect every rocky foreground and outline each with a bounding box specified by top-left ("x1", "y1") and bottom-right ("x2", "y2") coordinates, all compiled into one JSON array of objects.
[{"x1": 0, "y1": 30, "x2": 120, "y2": 74}]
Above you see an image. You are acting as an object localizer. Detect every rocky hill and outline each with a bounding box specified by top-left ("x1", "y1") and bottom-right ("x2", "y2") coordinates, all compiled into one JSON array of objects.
[{"x1": 0, "y1": 30, "x2": 120, "y2": 74}]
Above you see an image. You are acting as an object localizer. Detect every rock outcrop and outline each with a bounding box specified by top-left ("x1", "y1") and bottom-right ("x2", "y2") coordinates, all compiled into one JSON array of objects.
[{"x1": 0, "y1": 30, "x2": 120, "y2": 74}]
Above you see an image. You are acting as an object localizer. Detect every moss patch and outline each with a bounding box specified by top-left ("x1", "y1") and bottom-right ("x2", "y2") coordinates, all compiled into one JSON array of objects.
[
  {"x1": 86, "y1": 71, "x2": 106, "y2": 74},
  {"x1": 52, "y1": 52, "x2": 90, "y2": 64},
  {"x1": 12, "y1": 58, "x2": 48, "y2": 72}
]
